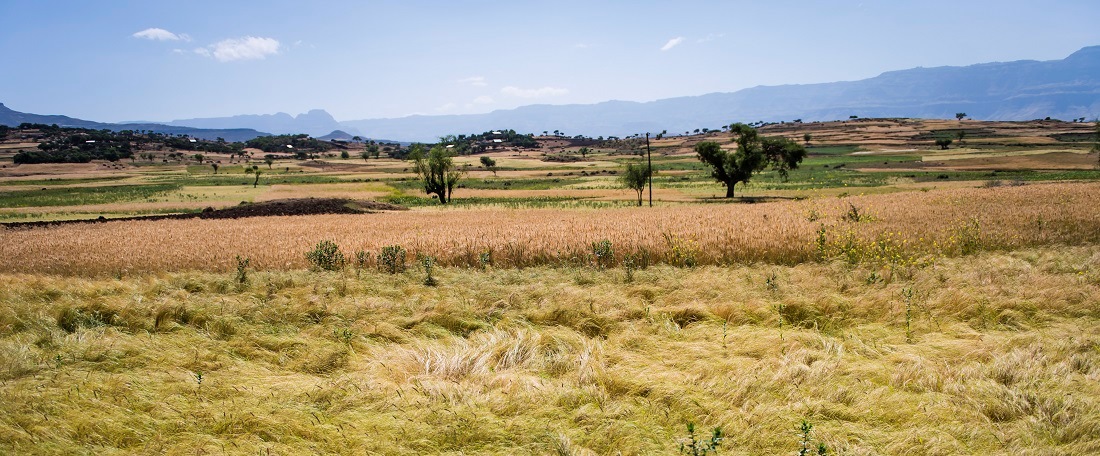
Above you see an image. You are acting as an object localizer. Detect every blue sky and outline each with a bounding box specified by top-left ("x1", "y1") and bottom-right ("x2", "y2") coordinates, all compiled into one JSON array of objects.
[{"x1": 2, "y1": 0, "x2": 1098, "y2": 122}]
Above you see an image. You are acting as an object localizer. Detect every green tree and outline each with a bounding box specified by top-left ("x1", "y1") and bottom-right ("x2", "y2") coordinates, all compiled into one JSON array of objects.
[
  {"x1": 956, "y1": 112, "x2": 967, "y2": 121},
  {"x1": 340, "y1": 150, "x2": 350, "y2": 159},
  {"x1": 621, "y1": 162, "x2": 653, "y2": 206},
  {"x1": 193, "y1": 153, "x2": 204, "y2": 164},
  {"x1": 210, "y1": 163, "x2": 219, "y2": 174},
  {"x1": 479, "y1": 156, "x2": 498, "y2": 176},
  {"x1": 803, "y1": 133, "x2": 812, "y2": 146},
  {"x1": 360, "y1": 150, "x2": 371, "y2": 162},
  {"x1": 264, "y1": 156, "x2": 275, "y2": 169},
  {"x1": 935, "y1": 138, "x2": 953, "y2": 150},
  {"x1": 368, "y1": 144, "x2": 380, "y2": 159},
  {"x1": 694, "y1": 123, "x2": 807, "y2": 198},
  {"x1": 410, "y1": 144, "x2": 463, "y2": 204}
]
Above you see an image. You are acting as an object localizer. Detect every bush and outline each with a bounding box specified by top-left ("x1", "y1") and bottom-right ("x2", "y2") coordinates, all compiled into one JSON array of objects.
[
  {"x1": 377, "y1": 245, "x2": 407, "y2": 274},
  {"x1": 306, "y1": 240, "x2": 345, "y2": 271}
]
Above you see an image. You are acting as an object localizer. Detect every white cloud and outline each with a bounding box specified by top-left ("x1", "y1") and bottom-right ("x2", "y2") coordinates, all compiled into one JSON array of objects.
[
  {"x1": 133, "y1": 28, "x2": 190, "y2": 42},
  {"x1": 660, "y1": 36, "x2": 685, "y2": 51},
  {"x1": 458, "y1": 76, "x2": 488, "y2": 87},
  {"x1": 472, "y1": 96, "x2": 494, "y2": 104},
  {"x1": 697, "y1": 33, "x2": 725, "y2": 43},
  {"x1": 195, "y1": 36, "x2": 281, "y2": 62},
  {"x1": 500, "y1": 86, "x2": 569, "y2": 98}
]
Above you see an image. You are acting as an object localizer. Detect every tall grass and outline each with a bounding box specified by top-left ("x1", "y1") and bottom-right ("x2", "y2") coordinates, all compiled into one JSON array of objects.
[{"x1": 0, "y1": 246, "x2": 1098, "y2": 453}]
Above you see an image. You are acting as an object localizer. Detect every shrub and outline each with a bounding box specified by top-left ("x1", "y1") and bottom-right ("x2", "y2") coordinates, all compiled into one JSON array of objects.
[
  {"x1": 377, "y1": 245, "x2": 407, "y2": 274},
  {"x1": 306, "y1": 240, "x2": 345, "y2": 271},
  {"x1": 421, "y1": 255, "x2": 438, "y2": 286},
  {"x1": 591, "y1": 239, "x2": 614, "y2": 269}
]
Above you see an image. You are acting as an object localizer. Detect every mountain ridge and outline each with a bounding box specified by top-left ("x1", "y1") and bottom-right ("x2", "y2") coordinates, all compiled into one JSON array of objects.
[
  {"x1": 336, "y1": 45, "x2": 1100, "y2": 141},
  {"x1": 0, "y1": 103, "x2": 271, "y2": 142}
]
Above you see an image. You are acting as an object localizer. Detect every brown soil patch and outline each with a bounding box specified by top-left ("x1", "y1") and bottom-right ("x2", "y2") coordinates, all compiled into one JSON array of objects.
[{"x1": 2, "y1": 198, "x2": 406, "y2": 229}]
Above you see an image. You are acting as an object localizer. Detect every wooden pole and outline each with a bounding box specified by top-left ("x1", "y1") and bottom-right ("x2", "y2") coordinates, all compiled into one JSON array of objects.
[{"x1": 646, "y1": 132, "x2": 653, "y2": 207}]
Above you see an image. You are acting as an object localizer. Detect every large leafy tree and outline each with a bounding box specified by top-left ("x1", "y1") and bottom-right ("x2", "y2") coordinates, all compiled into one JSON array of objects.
[
  {"x1": 410, "y1": 144, "x2": 463, "y2": 204},
  {"x1": 694, "y1": 123, "x2": 807, "y2": 198}
]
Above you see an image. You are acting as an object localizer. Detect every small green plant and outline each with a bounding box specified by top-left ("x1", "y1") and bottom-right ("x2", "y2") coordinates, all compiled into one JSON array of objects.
[
  {"x1": 306, "y1": 240, "x2": 345, "y2": 271},
  {"x1": 765, "y1": 272, "x2": 780, "y2": 292},
  {"x1": 194, "y1": 371, "x2": 204, "y2": 386},
  {"x1": 334, "y1": 328, "x2": 355, "y2": 345},
  {"x1": 956, "y1": 218, "x2": 983, "y2": 255},
  {"x1": 354, "y1": 250, "x2": 369, "y2": 277},
  {"x1": 591, "y1": 239, "x2": 614, "y2": 269},
  {"x1": 235, "y1": 255, "x2": 250, "y2": 285},
  {"x1": 866, "y1": 271, "x2": 881, "y2": 285},
  {"x1": 478, "y1": 248, "x2": 493, "y2": 269},
  {"x1": 798, "y1": 420, "x2": 828, "y2": 456},
  {"x1": 421, "y1": 255, "x2": 438, "y2": 286},
  {"x1": 679, "y1": 422, "x2": 723, "y2": 455},
  {"x1": 377, "y1": 245, "x2": 407, "y2": 274}
]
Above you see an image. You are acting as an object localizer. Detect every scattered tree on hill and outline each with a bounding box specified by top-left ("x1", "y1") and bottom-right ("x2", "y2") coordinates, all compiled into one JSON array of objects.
[
  {"x1": 935, "y1": 138, "x2": 953, "y2": 150},
  {"x1": 803, "y1": 133, "x2": 812, "y2": 146},
  {"x1": 479, "y1": 156, "x2": 498, "y2": 176},
  {"x1": 340, "y1": 150, "x2": 350, "y2": 159},
  {"x1": 621, "y1": 162, "x2": 654, "y2": 206},
  {"x1": 211, "y1": 163, "x2": 219, "y2": 174},
  {"x1": 360, "y1": 151, "x2": 371, "y2": 162},
  {"x1": 368, "y1": 144, "x2": 380, "y2": 159},
  {"x1": 694, "y1": 123, "x2": 807, "y2": 198},
  {"x1": 956, "y1": 112, "x2": 967, "y2": 121},
  {"x1": 955, "y1": 130, "x2": 967, "y2": 145},
  {"x1": 253, "y1": 169, "x2": 262, "y2": 188},
  {"x1": 193, "y1": 154, "x2": 205, "y2": 164},
  {"x1": 265, "y1": 156, "x2": 275, "y2": 169},
  {"x1": 410, "y1": 144, "x2": 463, "y2": 204},
  {"x1": 578, "y1": 147, "x2": 590, "y2": 158}
]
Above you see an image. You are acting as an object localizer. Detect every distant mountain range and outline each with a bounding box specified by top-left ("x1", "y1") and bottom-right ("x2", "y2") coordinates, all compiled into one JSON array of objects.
[
  {"x1": 5, "y1": 45, "x2": 1099, "y2": 142},
  {"x1": 0, "y1": 103, "x2": 269, "y2": 142},
  {"x1": 339, "y1": 45, "x2": 1100, "y2": 141},
  {"x1": 157, "y1": 109, "x2": 347, "y2": 138}
]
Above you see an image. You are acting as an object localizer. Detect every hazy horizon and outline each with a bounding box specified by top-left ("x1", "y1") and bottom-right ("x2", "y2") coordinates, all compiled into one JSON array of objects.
[{"x1": 2, "y1": 0, "x2": 1098, "y2": 123}]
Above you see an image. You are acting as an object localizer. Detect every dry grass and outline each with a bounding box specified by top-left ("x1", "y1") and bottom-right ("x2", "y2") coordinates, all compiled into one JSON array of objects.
[
  {"x1": 0, "y1": 246, "x2": 1097, "y2": 454},
  {"x1": 2, "y1": 182, "x2": 1099, "y2": 275}
]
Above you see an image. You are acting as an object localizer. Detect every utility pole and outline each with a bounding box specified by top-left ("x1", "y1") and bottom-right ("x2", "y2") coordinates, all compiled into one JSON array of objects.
[{"x1": 646, "y1": 132, "x2": 653, "y2": 207}]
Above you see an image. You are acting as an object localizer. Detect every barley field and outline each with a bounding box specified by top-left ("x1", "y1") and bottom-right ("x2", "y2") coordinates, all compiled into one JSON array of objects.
[
  {"x1": 2, "y1": 182, "x2": 1098, "y2": 275},
  {"x1": 1, "y1": 246, "x2": 1097, "y2": 454}
]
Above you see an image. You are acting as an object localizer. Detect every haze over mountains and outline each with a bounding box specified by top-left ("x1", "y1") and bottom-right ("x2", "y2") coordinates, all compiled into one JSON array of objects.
[
  {"x1": 0, "y1": 103, "x2": 268, "y2": 142},
  {"x1": 4, "y1": 46, "x2": 1099, "y2": 142}
]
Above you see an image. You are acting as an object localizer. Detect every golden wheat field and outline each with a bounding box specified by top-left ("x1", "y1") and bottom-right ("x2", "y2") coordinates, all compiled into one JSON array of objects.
[{"x1": 2, "y1": 182, "x2": 1098, "y2": 275}]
